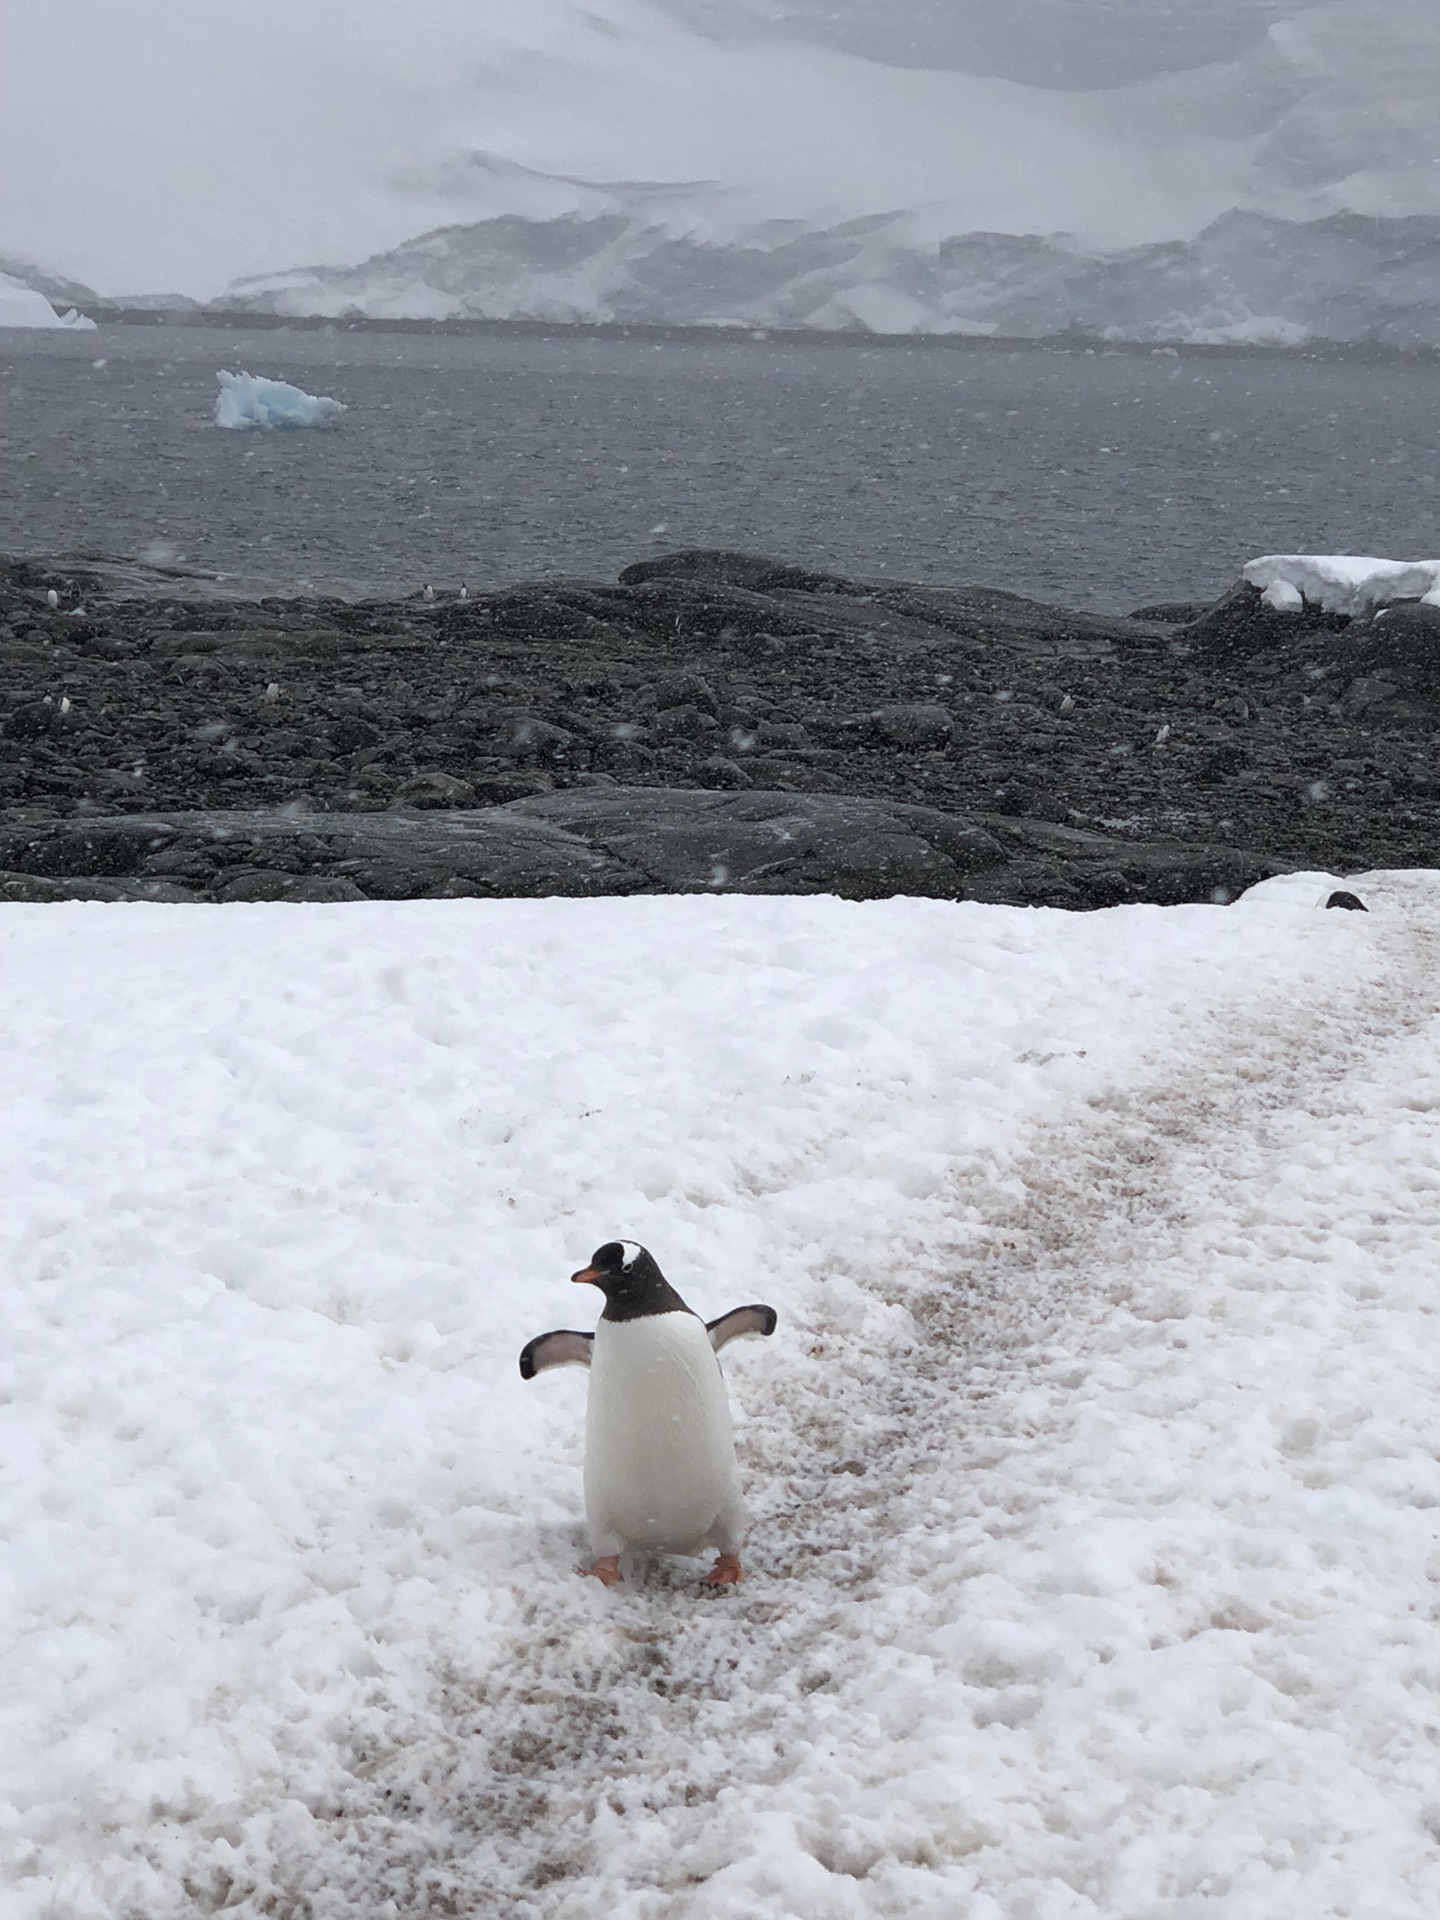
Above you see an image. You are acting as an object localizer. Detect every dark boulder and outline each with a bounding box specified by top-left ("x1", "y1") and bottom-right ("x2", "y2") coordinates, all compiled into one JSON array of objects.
[
  {"x1": 618, "y1": 578, "x2": 825, "y2": 646},
  {"x1": 0, "y1": 820, "x2": 169, "y2": 878},
  {"x1": 651, "y1": 703, "x2": 719, "y2": 741},
  {"x1": 869, "y1": 703, "x2": 955, "y2": 749},
  {"x1": 214, "y1": 870, "x2": 368, "y2": 903},
  {"x1": 978, "y1": 816, "x2": 1278, "y2": 908},
  {"x1": 1182, "y1": 579, "x2": 1350, "y2": 658},
  {"x1": 394, "y1": 771, "x2": 477, "y2": 807},
  {"x1": 0, "y1": 870, "x2": 198, "y2": 904},
  {"x1": 491, "y1": 713, "x2": 575, "y2": 761},
  {"x1": 618, "y1": 549, "x2": 856, "y2": 594},
  {"x1": 501, "y1": 788, "x2": 1009, "y2": 899},
  {"x1": 696, "y1": 755, "x2": 750, "y2": 789},
  {"x1": 0, "y1": 795, "x2": 1010, "y2": 905},
  {"x1": 0, "y1": 809, "x2": 631, "y2": 902},
  {"x1": 653, "y1": 671, "x2": 721, "y2": 716},
  {"x1": 1345, "y1": 599, "x2": 1440, "y2": 694}
]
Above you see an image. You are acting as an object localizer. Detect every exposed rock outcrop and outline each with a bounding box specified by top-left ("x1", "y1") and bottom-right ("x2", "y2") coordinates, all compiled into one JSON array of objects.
[{"x1": 1, "y1": 547, "x2": 1433, "y2": 907}]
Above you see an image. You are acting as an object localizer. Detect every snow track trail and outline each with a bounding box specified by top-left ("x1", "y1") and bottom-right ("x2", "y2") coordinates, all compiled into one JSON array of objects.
[
  {"x1": 237, "y1": 878, "x2": 1440, "y2": 1920},
  {"x1": 6, "y1": 885, "x2": 1440, "y2": 1920}
]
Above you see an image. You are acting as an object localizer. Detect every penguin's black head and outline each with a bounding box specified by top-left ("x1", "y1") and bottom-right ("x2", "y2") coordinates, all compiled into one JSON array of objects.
[{"x1": 571, "y1": 1240, "x2": 691, "y2": 1321}]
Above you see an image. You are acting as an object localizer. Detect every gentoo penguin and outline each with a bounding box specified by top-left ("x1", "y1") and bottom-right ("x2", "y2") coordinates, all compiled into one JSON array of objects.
[{"x1": 519, "y1": 1240, "x2": 776, "y2": 1588}]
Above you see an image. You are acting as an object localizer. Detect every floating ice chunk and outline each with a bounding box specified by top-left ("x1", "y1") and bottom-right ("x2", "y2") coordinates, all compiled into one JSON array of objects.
[
  {"x1": 1245, "y1": 554, "x2": 1440, "y2": 615},
  {"x1": 214, "y1": 369, "x2": 345, "y2": 430},
  {"x1": 0, "y1": 272, "x2": 95, "y2": 329}
]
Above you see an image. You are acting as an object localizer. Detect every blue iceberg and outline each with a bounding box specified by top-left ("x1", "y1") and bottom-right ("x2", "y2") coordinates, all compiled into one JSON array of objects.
[{"x1": 214, "y1": 369, "x2": 346, "y2": 430}]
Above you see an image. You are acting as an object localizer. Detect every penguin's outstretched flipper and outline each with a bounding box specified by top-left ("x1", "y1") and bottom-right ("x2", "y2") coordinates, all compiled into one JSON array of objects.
[
  {"x1": 520, "y1": 1329, "x2": 594, "y2": 1379},
  {"x1": 706, "y1": 1304, "x2": 778, "y2": 1352}
]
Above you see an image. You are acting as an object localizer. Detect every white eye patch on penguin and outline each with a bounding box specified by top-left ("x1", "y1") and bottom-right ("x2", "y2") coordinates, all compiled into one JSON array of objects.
[{"x1": 520, "y1": 1240, "x2": 777, "y2": 1589}]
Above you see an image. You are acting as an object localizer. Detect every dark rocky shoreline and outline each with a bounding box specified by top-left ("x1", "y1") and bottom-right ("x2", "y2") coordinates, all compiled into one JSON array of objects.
[{"x1": 2, "y1": 546, "x2": 1435, "y2": 907}]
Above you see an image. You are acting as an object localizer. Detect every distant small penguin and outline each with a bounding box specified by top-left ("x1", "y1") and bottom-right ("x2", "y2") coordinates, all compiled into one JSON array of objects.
[
  {"x1": 422, "y1": 583, "x2": 435, "y2": 603},
  {"x1": 520, "y1": 1240, "x2": 777, "y2": 1588}
]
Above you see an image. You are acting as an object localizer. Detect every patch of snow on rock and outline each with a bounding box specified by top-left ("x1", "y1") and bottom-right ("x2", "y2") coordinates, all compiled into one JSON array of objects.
[{"x1": 1245, "y1": 553, "x2": 1440, "y2": 614}]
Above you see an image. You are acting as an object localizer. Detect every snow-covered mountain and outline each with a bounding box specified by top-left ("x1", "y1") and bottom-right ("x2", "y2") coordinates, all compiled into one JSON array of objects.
[
  {"x1": 3, "y1": 1, "x2": 1439, "y2": 343},
  {"x1": 224, "y1": 205, "x2": 1440, "y2": 348}
]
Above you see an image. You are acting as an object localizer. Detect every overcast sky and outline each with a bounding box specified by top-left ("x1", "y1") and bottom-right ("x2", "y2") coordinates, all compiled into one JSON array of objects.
[
  {"x1": 2, "y1": 0, "x2": 1434, "y2": 299},
  {"x1": 664, "y1": 0, "x2": 1311, "y2": 88}
]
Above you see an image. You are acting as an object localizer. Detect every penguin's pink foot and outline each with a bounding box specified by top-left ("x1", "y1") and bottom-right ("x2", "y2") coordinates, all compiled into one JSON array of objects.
[
  {"x1": 583, "y1": 1555, "x2": 623, "y2": 1588},
  {"x1": 706, "y1": 1553, "x2": 744, "y2": 1587}
]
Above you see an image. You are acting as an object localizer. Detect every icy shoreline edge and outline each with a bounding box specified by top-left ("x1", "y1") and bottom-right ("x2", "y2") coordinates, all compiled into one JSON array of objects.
[{"x1": 41, "y1": 309, "x2": 1440, "y2": 364}]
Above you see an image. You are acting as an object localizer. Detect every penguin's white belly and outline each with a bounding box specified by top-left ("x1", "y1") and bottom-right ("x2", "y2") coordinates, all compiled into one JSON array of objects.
[{"x1": 584, "y1": 1312, "x2": 745, "y2": 1556}]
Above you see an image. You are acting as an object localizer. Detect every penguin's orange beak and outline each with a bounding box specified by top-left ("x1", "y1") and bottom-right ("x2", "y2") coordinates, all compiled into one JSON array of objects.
[{"x1": 571, "y1": 1265, "x2": 602, "y2": 1285}]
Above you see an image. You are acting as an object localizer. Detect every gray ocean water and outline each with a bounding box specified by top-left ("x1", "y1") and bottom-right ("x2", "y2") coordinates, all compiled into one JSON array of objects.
[{"x1": 2, "y1": 323, "x2": 1437, "y2": 611}]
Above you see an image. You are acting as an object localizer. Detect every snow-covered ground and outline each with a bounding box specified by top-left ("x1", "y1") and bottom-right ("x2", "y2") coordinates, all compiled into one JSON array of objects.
[{"x1": 5, "y1": 877, "x2": 1440, "y2": 1916}]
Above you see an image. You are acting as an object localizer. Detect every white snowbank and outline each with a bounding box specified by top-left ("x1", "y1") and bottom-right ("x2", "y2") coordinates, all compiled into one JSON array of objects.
[
  {"x1": 1245, "y1": 552, "x2": 1440, "y2": 614},
  {"x1": 0, "y1": 271, "x2": 94, "y2": 329},
  {"x1": 4, "y1": 882, "x2": 1440, "y2": 1915},
  {"x1": 214, "y1": 369, "x2": 345, "y2": 430}
]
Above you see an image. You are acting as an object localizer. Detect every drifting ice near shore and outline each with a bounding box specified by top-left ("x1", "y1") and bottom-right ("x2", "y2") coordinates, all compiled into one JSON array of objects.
[
  {"x1": 1245, "y1": 554, "x2": 1440, "y2": 615},
  {"x1": 214, "y1": 369, "x2": 345, "y2": 430},
  {"x1": 0, "y1": 272, "x2": 95, "y2": 329}
]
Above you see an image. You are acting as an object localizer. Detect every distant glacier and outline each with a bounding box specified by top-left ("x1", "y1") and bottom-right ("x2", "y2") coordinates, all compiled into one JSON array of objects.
[
  {"x1": 7, "y1": 0, "x2": 1440, "y2": 348},
  {"x1": 215, "y1": 208, "x2": 1440, "y2": 349}
]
